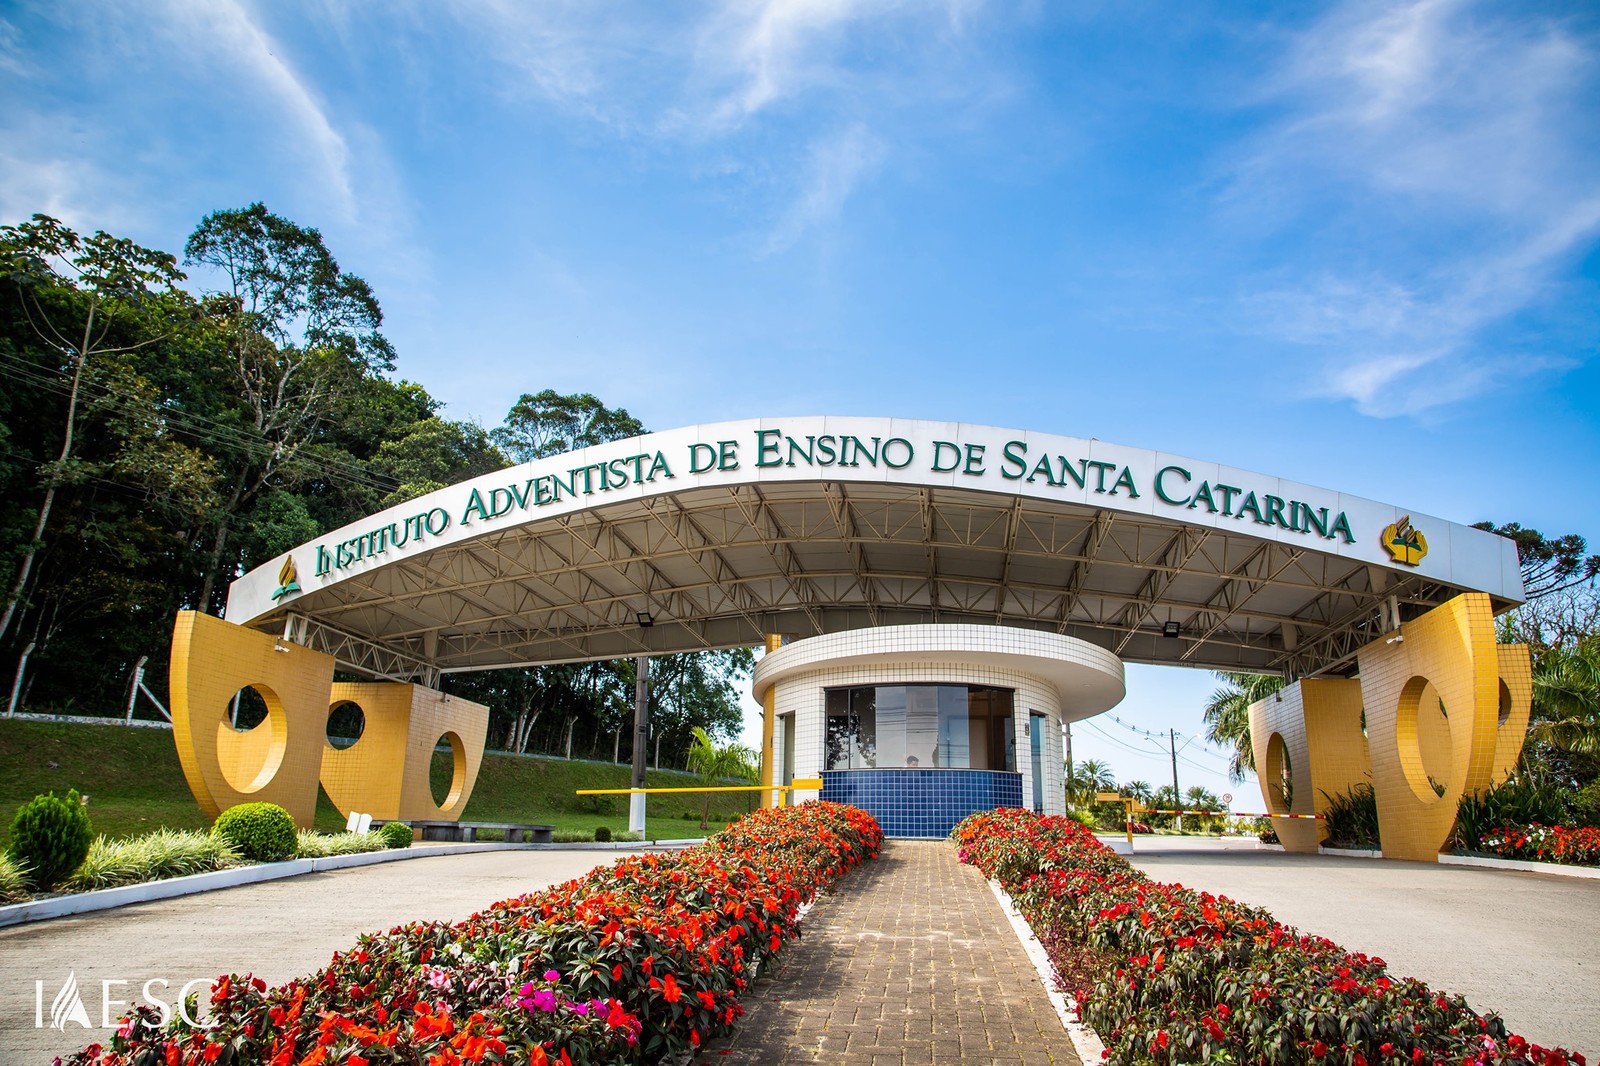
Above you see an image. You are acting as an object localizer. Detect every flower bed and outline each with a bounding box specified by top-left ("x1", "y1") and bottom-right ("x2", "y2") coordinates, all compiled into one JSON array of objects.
[
  {"x1": 59, "y1": 800, "x2": 882, "y2": 1066},
  {"x1": 1478, "y1": 824, "x2": 1600, "y2": 867},
  {"x1": 953, "y1": 808, "x2": 1586, "y2": 1066}
]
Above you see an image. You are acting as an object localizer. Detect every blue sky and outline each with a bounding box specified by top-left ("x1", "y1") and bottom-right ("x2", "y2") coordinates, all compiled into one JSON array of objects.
[{"x1": 4, "y1": 0, "x2": 1598, "y2": 806}]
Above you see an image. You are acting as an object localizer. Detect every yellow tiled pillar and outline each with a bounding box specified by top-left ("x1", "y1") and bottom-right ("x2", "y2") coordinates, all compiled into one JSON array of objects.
[
  {"x1": 1355, "y1": 594, "x2": 1517, "y2": 862},
  {"x1": 168, "y1": 611, "x2": 331, "y2": 827},
  {"x1": 760, "y1": 633, "x2": 783, "y2": 809},
  {"x1": 322, "y1": 683, "x2": 490, "y2": 822}
]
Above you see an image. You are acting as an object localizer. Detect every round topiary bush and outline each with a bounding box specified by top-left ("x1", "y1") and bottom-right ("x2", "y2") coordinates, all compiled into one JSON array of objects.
[
  {"x1": 379, "y1": 821, "x2": 414, "y2": 849},
  {"x1": 7, "y1": 788, "x2": 92, "y2": 890},
  {"x1": 593, "y1": 825, "x2": 612, "y2": 842},
  {"x1": 211, "y1": 803, "x2": 297, "y2": 862}
]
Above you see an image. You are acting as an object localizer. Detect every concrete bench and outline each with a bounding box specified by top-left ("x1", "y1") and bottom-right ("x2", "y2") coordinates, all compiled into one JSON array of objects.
[{"x1": 374, "y1": 820, "x2": 555, "y2": 844}]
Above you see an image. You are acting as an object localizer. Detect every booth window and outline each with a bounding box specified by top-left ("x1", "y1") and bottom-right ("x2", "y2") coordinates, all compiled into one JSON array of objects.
[{"x1": 824, "y1": 684, "x2": 1015, "y2": 770}]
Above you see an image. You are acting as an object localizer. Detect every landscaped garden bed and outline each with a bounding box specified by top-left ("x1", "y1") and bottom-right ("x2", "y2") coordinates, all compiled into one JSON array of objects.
[
  {"x1": 954, "y1": 807, "x2": 1586, "y2": 1066},
  {"x1": 58, "y1": 800, "x2": 882, "y2": 1066}
]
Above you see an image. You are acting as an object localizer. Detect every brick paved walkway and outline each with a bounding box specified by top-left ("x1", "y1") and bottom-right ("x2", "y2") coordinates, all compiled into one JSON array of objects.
[{"x1": 702, "y1": 840, "x2": 1082, "y2": 1066}]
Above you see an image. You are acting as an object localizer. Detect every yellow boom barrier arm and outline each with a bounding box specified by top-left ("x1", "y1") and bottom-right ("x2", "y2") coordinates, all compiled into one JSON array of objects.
[{"x1": 577, "y1": 778, "x2": 823, "y2": 797}]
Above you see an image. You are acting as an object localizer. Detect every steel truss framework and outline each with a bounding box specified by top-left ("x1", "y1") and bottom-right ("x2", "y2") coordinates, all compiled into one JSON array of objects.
[{"x1": 243, "y1": 480, "x2": 1502, "y2": 684}]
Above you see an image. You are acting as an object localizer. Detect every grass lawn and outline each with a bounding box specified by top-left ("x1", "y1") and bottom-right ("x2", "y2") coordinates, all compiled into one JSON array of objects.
[{"x1": 1, "y1": 718, "x2": 757, "y2": 844}]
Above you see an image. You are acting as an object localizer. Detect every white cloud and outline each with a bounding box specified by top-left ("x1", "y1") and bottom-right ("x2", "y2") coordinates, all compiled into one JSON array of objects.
[
  {"x1": 763, "y1": 122, "x2": 886, "y2": 253},
  {"x1": 1230, "y1": 0, "x2": 1600, "y2": 416}
]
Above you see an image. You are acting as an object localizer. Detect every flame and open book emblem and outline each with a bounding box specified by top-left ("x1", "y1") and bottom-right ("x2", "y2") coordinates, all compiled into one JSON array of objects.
[
  {"x1": 271, "y1": 555, "x2": 301, "y2": 600},
  {"x1": 1381, "y1": 515, "x2": 1428, "y2": 566}
]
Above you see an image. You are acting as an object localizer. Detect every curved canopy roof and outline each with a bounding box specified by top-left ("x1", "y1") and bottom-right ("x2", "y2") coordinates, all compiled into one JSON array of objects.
[{"x1": 229, "y1": 417, "x2": 1522, "y2": 684}]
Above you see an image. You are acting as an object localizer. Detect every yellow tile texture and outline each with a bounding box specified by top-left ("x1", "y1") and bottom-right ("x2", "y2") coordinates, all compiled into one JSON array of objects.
[
  {"x1": 1492, "y1": 645, "x2": 1533, "y2": 782},
  {"x1": 168, "y1": 611, "x2": 333, "y2": 826},
  {"x1": 169, "y1": 612, "x2": 490, "y2": 828},
  {"x1": 1247, "y1": 682, "x2": 1322, "y2": 853},
  {"x1": 1355, "y1": 593, "x2": 1511, "y2": 862}
]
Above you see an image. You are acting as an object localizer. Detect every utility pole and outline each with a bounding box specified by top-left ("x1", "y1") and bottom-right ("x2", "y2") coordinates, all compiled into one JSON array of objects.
[
  {"x1": 1170, "y1": 728, "x2": 1182, "y2": 833},
  {"x1": 629, "y1": 655, "x2": 649, "y2": 835}
]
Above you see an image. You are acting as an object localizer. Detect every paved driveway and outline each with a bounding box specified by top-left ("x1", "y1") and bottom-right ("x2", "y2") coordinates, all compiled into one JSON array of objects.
[
  {"x1": 0, "y1": 848, "x2": 636, "y2": 1065},
  {"x1": 1128, "y1": 838, "x2": 1600, "y2": 1057}
]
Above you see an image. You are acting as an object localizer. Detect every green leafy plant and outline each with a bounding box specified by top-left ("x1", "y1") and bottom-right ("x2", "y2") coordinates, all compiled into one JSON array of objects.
[
  {"x1": 0, "y1": 850, "x2": 31, "y2": 902},
  {"x1": 66, "y1": 829, "x2": 239, "y2": 891},
  {"x1": 593, "y1": 825, "x2": 612, "y2": 842},
  {"x1": 211, "y1": 802, "x2": 297, "y2": 862},
  {"x1": 294, "y1": 830, "x2": 388, "y2": 859},
  {"x1": 1319, "y1": 782, "x2": 1381, "y2": 849},
  {"x1": 379, "y1": 821, "x2": 414, "y2": 848},
  {"x1": 7, "y1": 788, "x2": 93, "y2": 889},
  {"x1": 1456, "y1": 774, "x2": 1565, "y2": 851}
]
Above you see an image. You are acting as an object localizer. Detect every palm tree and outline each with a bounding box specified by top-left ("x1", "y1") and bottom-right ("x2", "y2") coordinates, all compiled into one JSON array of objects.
[
  {"x1": 684, "y1": 727, "x2": 759, "y2": 831},
  {"x1": 1202, "y1": 671, "x2": 1286, "y2": 782},
  {"x1": 1065, "y1": 758, "x2": 1118, "y2": 809},
  {"x1": 1124, "y1": 780, "x2": 1154, "y2": 804},
  {"x1": 1529, "y1": 638, "x2": 1600, "y2": 756}
]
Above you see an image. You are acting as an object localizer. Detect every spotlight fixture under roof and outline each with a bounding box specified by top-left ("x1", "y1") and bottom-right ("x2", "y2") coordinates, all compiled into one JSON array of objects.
[
  {"x1": 1162, "y1": 620, "x2": 1181, "y2": 639},
  {"x1": 636, "y1": 612, "x2": 654, "y2": 628}
]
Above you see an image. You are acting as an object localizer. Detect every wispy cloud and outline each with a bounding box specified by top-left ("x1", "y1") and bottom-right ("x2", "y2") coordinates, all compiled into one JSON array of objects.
[
  {"x1": 446, "y1": 0, "x2": 994, "y2": 249},
  {"x1": 763, "y1": 122, "x2": 886, "y2": 253},
  {"x1": 161, "y1": 0, "x2": 355, "y2": 219},
  {"x1": 1230, "y1": 0, "x2": 1600, "y2": 416}
]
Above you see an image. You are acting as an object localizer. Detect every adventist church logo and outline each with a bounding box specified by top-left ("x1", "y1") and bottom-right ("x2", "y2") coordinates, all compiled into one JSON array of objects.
[
  {"x1": 270, "y1": 555, "x2": 302, "y2": 600},
  {"x1": 1381, "y1": 515, "x2": 1428, "y2": 566}
]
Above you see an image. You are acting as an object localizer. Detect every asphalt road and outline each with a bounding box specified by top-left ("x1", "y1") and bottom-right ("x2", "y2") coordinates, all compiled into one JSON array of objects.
[
  {"x1": 0, "y1": 848, "x2": 640, "y2": 1065},
  {"x1": 1128, "y1": 837, "x2": 1600, "y2": 1058}
]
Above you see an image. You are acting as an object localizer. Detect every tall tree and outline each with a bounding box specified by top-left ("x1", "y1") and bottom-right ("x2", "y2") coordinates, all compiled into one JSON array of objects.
[
  {"x1": 1473, "y1": 521, "x2": 1600, "y2": 601},
  {"x1": 1201, "y1": 671, "x2": 1286, "y2": 782},
  {"x1": 491, "y1": 390, "x2": 645, "y2": 462},
  {"x1": 183, "y1": 203, "x2": 394, "y2": 610},
  {"x1": 0, "y1": 215, "x2": 192, "y2": 643}
]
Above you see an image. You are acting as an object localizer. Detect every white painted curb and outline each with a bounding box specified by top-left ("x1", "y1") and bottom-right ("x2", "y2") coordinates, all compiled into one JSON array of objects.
[
  {"x1": 1319, "y1": 846, "x2": 1383, "y2": 859},
  {"x1": 0, "y1": 840, "x2": 685, "y2": 929},
  {"x1": 988, "y1": 879, "x2": 1108, "y2": 1066},
  {"x1": 1440, "y1": 853, "x2": 1600, "y2": 881}
]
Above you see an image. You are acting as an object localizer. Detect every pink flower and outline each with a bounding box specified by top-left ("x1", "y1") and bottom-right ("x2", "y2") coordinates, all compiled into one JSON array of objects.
[{"x1": 544, "y1": 969, "x2": 561, "y2": 982}]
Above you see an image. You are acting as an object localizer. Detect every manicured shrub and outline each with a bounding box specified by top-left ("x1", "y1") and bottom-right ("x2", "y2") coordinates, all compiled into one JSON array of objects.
[
  {"x1": 7, "y1": 788, "x2": 92, "y2": 889},
  {"x1": 66, "y1": 829, "x2": 239, "y2": 891},
  {"x1": 379, "y1": 820, "x2": 414, "y2": 848},
  {"x1": 593, "y1": 824, "x2": 612, "y2": 842},
  {"x1": 62, "y1": 801, "x2": 882, "y2": 1066},
  {"x1": 211, "y1": 802, "x2": 297, "y2": 862},
  {"x1": 953, "y1": 807, "x2": 1585, "y2": 1066}
]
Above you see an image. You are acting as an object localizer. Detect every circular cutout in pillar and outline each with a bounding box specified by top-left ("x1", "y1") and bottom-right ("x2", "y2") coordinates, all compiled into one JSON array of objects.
[
  {"x1": 218, "y1": 684, "x2": 287, "y2": 794},
  {"x1": 1396, "y1": 676, "x2": 1452, "y2": 804},
  {"x1": 1497, "y1": 680, "x2": 1512, "y2": 728},
  {"x1": 1264, "y1": 733, "x2": 1293, "y2": 814},
  {"x1": 430, "y1": 732, "x2": 465, "y2": 810},
  {"x1": 326, "y1": 700, "x2": 366, "y2": 750},
  {"x1": 226, "y1": 686, "x2": 270, "y2": 732}
]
